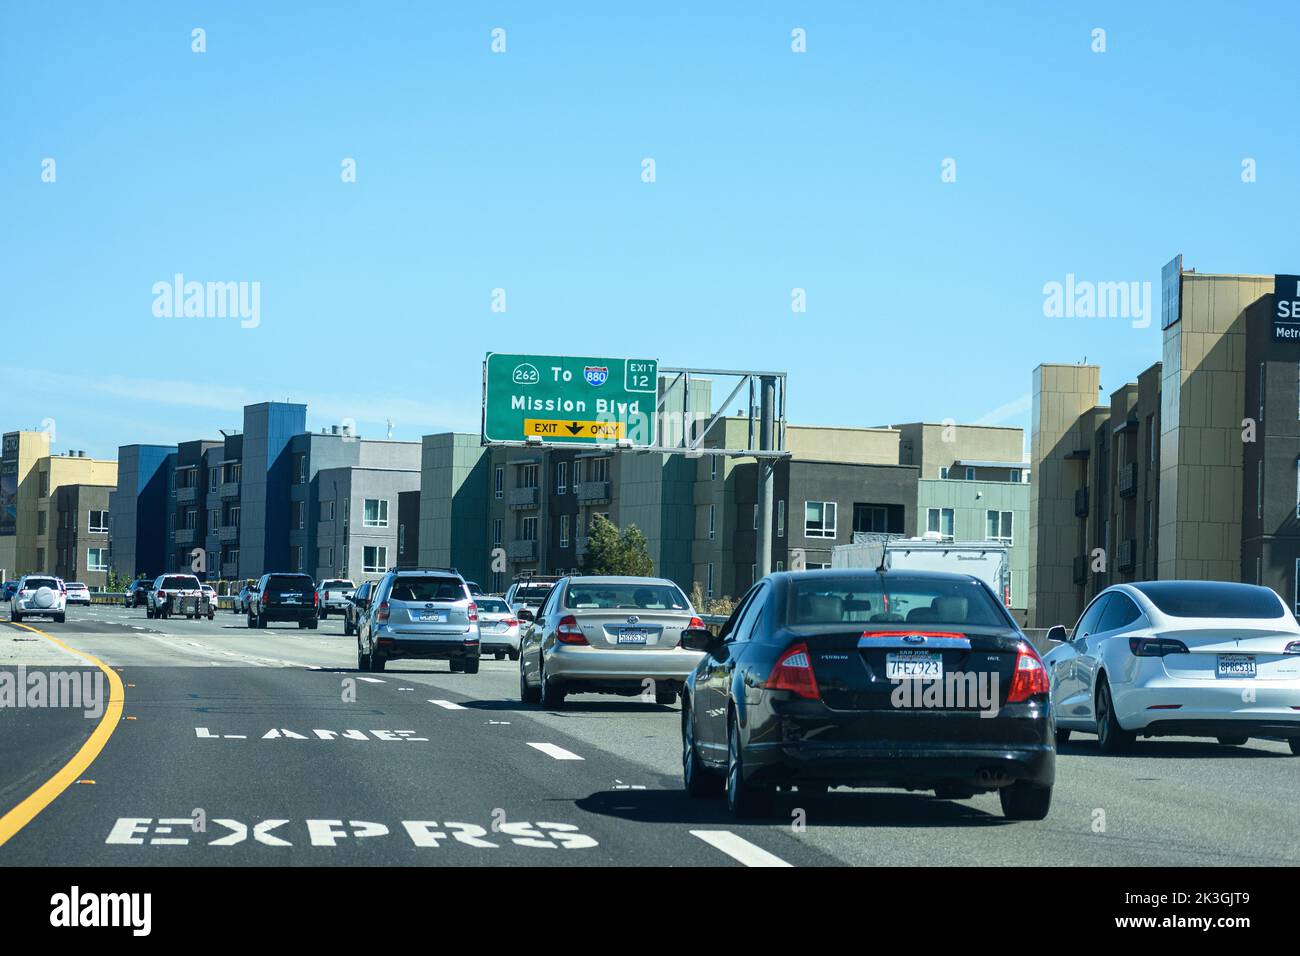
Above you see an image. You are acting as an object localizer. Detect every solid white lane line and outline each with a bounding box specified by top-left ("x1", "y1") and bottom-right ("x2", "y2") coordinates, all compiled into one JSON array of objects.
[
  {"x1": 428, "y1": 699, "x2": 466, "y2": 710},
  {"x1": 527, "y1": 742, "x2": 584, "y2": 761},
  {"x1": 356, "y1": 677, "x2": 385, "y2": 683},
  {"x1": 689, "y1": 830, "x2": 793, "y2": 868}
]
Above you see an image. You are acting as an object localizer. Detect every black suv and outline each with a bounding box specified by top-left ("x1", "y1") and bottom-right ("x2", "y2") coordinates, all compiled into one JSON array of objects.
[
  {"x1": 123, "y1": 578, "x2": 152, "y2": 608},
  {"x1": 248, "y1": 573, "x2": 319, "y2": 629}
]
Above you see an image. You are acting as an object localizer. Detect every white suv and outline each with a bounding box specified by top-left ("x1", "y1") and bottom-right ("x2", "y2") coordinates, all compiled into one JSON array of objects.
[{"x1": 10, "y1": 575, "x2": 67, "y2": 623}]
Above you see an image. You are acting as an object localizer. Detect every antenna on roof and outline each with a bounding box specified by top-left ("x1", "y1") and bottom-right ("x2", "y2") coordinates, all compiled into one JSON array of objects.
[{"x1": 876, "y1": 534, "x2": 890, "y2": 573}]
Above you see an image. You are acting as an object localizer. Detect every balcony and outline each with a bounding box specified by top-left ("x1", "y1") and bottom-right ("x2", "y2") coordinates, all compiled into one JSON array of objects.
[
  {"x1": 175, "y1": 528, "x2": 198, "y2": 546},
  {"x1": 1118, "y1": 538, "x2": 1136, "y2": 572},
  {"x1": 220, "y1": 481, "x2": 241, "y2": 499},
  {"x1": 508, "y1": 487, "x2": 539, "y2": 510},
  {"x1": 508, "y1": 540, "x2": 538, "y2": 561},
  {"x1": 1072, "y1": 555, "x2": 1087, "y2": 585},
  {"x1": 1118, "y1": 462, "x2": 1137, "y2": 499},
  {"x1": 221, "y1": 560, "x2": 240, "y2": 578},
  {"x1": 176, "y1": 485, "x2": 198, "y2": 505},
  {"x1": 576, "y1": 480, "x2": 611, "y2": 504},
  {"x1": 1074, "y1": 486, "x2": 1089, "y2": 518},
  {"x1": 219, "y1": 525, "x2": 239, "y2": 543}
]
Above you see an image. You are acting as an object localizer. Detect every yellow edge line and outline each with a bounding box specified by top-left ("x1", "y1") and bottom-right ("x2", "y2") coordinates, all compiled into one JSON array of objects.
[{"x1": 0, "y1": 621, "x2": 125, "y2": 847}]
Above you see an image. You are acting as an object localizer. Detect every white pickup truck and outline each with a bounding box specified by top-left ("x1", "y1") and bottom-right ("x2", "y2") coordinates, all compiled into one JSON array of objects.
[{"x1": 317, "y1": 579, "x2": 356, "y2": 619}]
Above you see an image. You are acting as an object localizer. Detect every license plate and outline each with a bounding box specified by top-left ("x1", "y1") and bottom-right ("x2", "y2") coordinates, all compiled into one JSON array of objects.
[
  {"x1": 283, "y1": 597, "x2": 300, "y2": 604},
  {"x1": 618, "y1": 628, "x2": 650, "y2": 645},
  {"x1": 419, "y1": 611, "x2": 449, "y2": 623},
  {"x1": 885, "y1": 650, "x2": 943, "y2": 680},
  {"x1": 1216, "y1": 654, "x2": 1256, "y2": 678}
]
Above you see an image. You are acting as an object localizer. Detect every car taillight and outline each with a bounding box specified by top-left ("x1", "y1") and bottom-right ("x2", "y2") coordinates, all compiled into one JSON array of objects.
[
  {"x1": 678, "y1": 616, "x2": 706, "y2": 647},
  {"x1": 467, "y1": 602, "x2": 478, "y2": 623},
  {"x1": 1129, "y1": 637, "x2": 1189, "y2": 657},
  {"x1": 1006, "y1": 641, "x2": 1050, "y2": 703},
  {"x1": 556, "y1": 615, "x2": 588, "y2": 645},
  {"x1": 313, "y1": 590, "x2": 320, "y2": 607},
  {"x1": 505, "y1": 618, "x2": 519, "y2": 627},
  {"x1": 376, "y1": 601, "x2": 390, "y2": 622},
  {"x1": 1284, "y1": 641, "x2": 1300, "y2": 655},
  {"x1": 766, "y1": 642, "x2": 820, "y2": 700},
  {"x1": 157, "y1": 590, "x2": 167, "y2": 601}
]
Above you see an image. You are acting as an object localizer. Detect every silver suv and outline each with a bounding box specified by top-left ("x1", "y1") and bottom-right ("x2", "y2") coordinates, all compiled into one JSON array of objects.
[
  {"x1": 10, "y1": 575, "x2": 67, "y2": 623},
  {"x1": 357, "y1": 568, "x2": 481, "y2": 674}
]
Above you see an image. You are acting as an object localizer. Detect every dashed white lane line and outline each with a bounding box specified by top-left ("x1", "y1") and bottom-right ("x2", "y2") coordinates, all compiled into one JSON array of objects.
[
  {"x1": 527, "y1": 742, "x2": 584, "y2": 761},
  {"x1": 428, "y1": 699, "x2": 466, "y2": 710},
  {"x1": 356, "y1": 677, "x2": 386, "y2": 684},
  {"x1": 689, "y1": 830, "x2": 792, "y2": 868}
]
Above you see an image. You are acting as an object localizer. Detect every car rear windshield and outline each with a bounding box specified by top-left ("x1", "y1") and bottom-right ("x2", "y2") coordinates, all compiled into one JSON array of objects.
[
  {"x1": 264, "y1": 575, "x2": 313, "y2": 596},
  {"x1": 68, "y1": 583, "x2": 87, "y2": 588},
  {"x1": 321, "y1": 580, "x2": 353, "y2": 589},
  {"x1": 477, "y1": 598, "x2": 511, "y2": 614},
  {"x1": 788, "y1": 574, "x2": 1008, "y2": 628},
  {"x1": 24, "y1": 578, "x2": 58, "y2": 590},
  {"x1": 388, "y1": 576, "x2": 466, "y2": 603},
  {"x1": 564, "y1": 583, "x2": 688, "y2": 610},
  {"x1": 160, "y1": 576, "x2": 200, "y2": 590},
  {"x1": 513, "y1": 585, "x2": 553, "y2": 604},
  {"x1": 1134, "y1": 582, "x2": 1284, "y2": 619}
]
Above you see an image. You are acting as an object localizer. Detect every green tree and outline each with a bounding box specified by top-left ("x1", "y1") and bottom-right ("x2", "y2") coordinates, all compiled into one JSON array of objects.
[{"x1": 580, "y1": 515, "x2": 653, "y2": 576}]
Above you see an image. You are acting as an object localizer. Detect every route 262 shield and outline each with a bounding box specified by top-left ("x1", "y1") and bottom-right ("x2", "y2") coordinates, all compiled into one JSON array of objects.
[{"x1": 583, "y1": 366, "x2": 609, "y2": 387}]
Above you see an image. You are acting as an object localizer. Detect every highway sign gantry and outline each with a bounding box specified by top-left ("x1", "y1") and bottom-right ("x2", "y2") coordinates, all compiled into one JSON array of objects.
[{"x1": 483, "y1": 353, "x2": 658, "y2": 446}]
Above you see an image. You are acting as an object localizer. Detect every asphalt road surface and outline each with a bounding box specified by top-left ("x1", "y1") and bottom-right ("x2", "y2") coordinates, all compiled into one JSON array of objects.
[{"x1": 1, "y1": 604, "x2": 1296, "y2": 867}]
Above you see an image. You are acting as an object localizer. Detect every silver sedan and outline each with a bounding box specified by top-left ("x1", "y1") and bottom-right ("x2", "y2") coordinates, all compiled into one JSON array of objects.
[{"x1": 518, "y1": 575, "x2": 708, "y2": 708}]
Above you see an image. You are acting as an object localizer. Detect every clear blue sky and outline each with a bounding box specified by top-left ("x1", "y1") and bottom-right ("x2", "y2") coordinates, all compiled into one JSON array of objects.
[{"x1": 4, "y1": 1, "x2": 1299, "y2": 459}]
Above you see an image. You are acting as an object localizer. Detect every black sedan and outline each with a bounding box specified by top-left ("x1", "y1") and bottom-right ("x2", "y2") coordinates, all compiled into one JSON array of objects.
[
  {"x1": 122, "y1": 578, "x2": 152, "y2": 608},
  {"x1": 681, "y1": 568, "x2": 1055, "y2": 820}
]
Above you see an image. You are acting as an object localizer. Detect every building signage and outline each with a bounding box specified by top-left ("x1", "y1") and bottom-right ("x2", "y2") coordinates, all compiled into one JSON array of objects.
[
  {"x1": 0, "y1": 432, "x2": 18, "y2": 538},
  {"x1": 483, "y1": 353, "x2": 658, "y2": 446},
  {"x1": 1273, "y1": 274, "x2": 1300, "y2": 342}
]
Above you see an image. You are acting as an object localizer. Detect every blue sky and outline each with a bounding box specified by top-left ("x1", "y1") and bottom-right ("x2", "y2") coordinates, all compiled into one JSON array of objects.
[{"x1": 3, "y1": 1, "x2": 1299, "y2": 459}]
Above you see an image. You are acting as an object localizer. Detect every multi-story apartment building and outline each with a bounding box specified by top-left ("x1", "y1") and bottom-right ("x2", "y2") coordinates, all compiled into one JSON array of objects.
[
  {"x1": 109, "y1": 444, "x2": 175, "y2": 580},
  {"x1": 51, "y1": 483, "x2": 115, "y2": 587},
  {"x1": 1029, "y1": 259, "x2": 1300, "y2": 627}
]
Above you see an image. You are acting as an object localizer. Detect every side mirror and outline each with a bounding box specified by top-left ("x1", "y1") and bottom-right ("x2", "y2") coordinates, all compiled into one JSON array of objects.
[
  {"x1": 1045, "y1": 624, "x2": 1069, "y2": 645},
  {"x1": 680, "y1": 627, "x2": 715, "y2": 652},
  {"x1": 517, "y1": 608, "x2": 535, "y2": 623}
]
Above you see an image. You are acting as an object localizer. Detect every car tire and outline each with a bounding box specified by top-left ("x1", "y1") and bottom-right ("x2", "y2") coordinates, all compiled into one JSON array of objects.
[
  {"x1": 246, "y1": 613, "x2": 255, "y2": 629},
  {"x1": 540, "y1": 661, "x2": 565, "y2": 708},
  {"x1": 450, "y1": 659, "x2": 464, "y2": 673},
  {"x1": 1217, "y1": 736, "x2": 1248, "y2": 746},
  {"x1": 1289, "y1": 738, "x2": 1300, "y2": 756},
  {"x1": 357, "y1": 641, "x2": 371, "y2": 672},
  {"x1": 999, "y1": 781, "x2": 1052, "y2": 820},
  {"x1": 55, "y1": 612, "x2": 65, "y2": 623},
  {"x1": 682, "y1": 703, "x2": 720, "y2": 798},
  {"x1": 655, "y1": 685, "x2": 678, "y2": 707},
  {"x1": 520, "y1": 658, "x2": 541, "y2": 704},
  {"x1": 1055, "y1": 728, "x2": 1071, "y2": 746},
  {"x1": 508, "y1": 648, "x2": 520, "y2": 662},
  {"x1": 343, "y1": 619, "x2": 354, "y2": 636},
  {"x1": 1095, "y1": 678, "x2": 1134, "y2": 754},
  {"x1": 494, "y1": 650, "x2": 506, "y2": 661},
  {"x1": 726, "y1": 713, "x2": 774, "y2": 819},
  {"x1": 146, "y1": 607, "x2": 154, "y2": 619},
  {"x1": 308, "y1": 619, "x2": 317, "y2": 630},
  {"x1": 319, "y1": 609, "x2": 327, "y2": 620},
  {"x1": 298, "y1": 620, "x2": 308, "y2": 629},
  {"x1": 463, "y1": 657, "x2": 480, "y2": 675},
  {"x1": 11, "y1": 611, "x2": 21, "y2": 623},
  {"x1": 370, "y1": 654, "x2": 386, "y2": 673},
  {"x1": 257, "y1": 613, "x2": 267, "y2": 629}
]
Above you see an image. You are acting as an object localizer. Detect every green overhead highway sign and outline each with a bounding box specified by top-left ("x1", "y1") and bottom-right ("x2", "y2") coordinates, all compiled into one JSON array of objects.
[{"x1": 482, "y1": 353, "x2": 659, "y2": 446}]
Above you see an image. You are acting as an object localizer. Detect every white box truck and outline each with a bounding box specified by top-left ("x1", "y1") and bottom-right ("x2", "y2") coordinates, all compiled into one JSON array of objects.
[{"x1": 831, "y1": 532, "x2": 1012, "y2": 607}]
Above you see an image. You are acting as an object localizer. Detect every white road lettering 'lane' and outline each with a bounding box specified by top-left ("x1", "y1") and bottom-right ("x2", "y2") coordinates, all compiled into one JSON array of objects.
[
  {"x1": 194, "y1": 727, "x2": 430, "y2": 742},
  {"x1": 527, "y1": 742, "x2": 584, "y2": 760},
  {"x1": 689, "y1": 830, "x2": 793, "y2": 868},
  {"x1": 105, "y1": 818, "x2": 599, "y2": 849},
  {"x1": 427, "y1": 699, "x2": 466, "y2": 710}
]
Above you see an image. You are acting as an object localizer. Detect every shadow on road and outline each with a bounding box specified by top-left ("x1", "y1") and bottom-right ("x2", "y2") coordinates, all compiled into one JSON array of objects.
[
  {"x1": 1058, "y1": 737, "x2": 1287, "y2": 760},
  {"x1": 575, "y1": 786, "x2": 1010, "y2": 829}
]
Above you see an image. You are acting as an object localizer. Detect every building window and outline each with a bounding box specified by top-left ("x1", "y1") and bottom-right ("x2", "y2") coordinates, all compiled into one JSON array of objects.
[
  {"x1": 167, "y1": 514, "x2": 175, "y2": 534},
  {"x1": 776, "y1": 561, "x2": 784, "y2": 572},
  {"x1": 521, "y1": 516, "x2": 538, "y2": 541},
  {"x1": 398, "y1": 524, "x2": 406, "y2": 554},
  {"x1": 290, "y1": 545, "x2": 302, "y2": 572},
  {"x1": 320, "y1": 546, "x2": 334, "y2": 568},
  {"x1": 1259, "y1": 362, "x2": 1265, "y2": 424},
  {"x1": 560, "y1": 514, "x2": 570, "y2": 548},
  {"x1": 556, "y1": 461, "x2": 568, "y2": 495},
  {"x1": 493, "y1": 518, "x2": 503, "y2": 548},
  {"x1": 753, "y1": 503, "x2": 759, "y2": 530},
  {"x1": 965, "y1": 466, "x2": 976, "y2": 481},
  {"x1": 363, "y1": 546, "x2": 387, "y2": 573},
  {"x1": 520, "y1": 463, "x2": 539, "y2": 489},
  {"x1": 751, "y1": 563, "x2": 757, "y2": 586},
  {"x1": 298, "y1": 455, "x2": 308, "y2": 484},
  {"x1": 323, "y1": 500, "x2": 335, "y2": 522},
  {"x1": 573, "y1": 459, "x2": 584, "y2": 486},
  {"x1": 708, "y1": 504, "x2": 716, "y2": 540},
  {"x1": 167, "y1": 472, "x2": 174, "y2": 497},
  {"x1": 590, "y1": 457, "x2": 611, "y2": 483},
  {"x1": 229, "y1": 504, "x2": 241, "y2": 528},
  {"x1": 927, "y1": 507, "x2": 955, "y2": 541},
  {"x1": 1010, "y1": 469, "x2": 1021, "y2": 484},
  {"x1": 494, "y1": 466, "x2": 504, "y2": 499},
  {"x1": 706, "y1": 563, "x2": 714, "y2": 598},
  {"x1": 209, "y1": 466, "x2": 219, "y2": 488},
  {"x1": 292, "y1": 501, "x2": 304, "y2": 530},
  {"x1": 36, "y1": 547, "x2": 46, "y2": 569},
  {"x1": 853, "y1": 504, "x2": 888, "y2": 534},
  {"x1": 711, "y1": 457, "x2": 718, "y2": 481},
  {"x1": 87, "y1": 548, "x2": 108, "y2": 572},
  {"x1": 986, "y1": 510, "x2": 1013, "y2": 544},
  {"x1": 804, "y1": 501, "x2": 837, "y2": 538},
  {"x1": 777, "y1": 500, "x2": 785, "y2": 537},
  {"x1": 363, "y1": 498, "x2": 389, "y2": 527},
  {"x1": 36, "y1": 511, "x2": 46, "y2": 535},
  {"x1": 940, "y1": 466, "x2": 949, "y2": 480},
  {"x1": 209, "y1": 509, "x2": 220, "y2": 533}
]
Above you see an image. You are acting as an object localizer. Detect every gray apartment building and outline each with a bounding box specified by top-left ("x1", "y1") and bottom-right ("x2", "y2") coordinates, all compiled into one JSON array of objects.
[
  {"x1": 1029, "y1": 257, "x2": 1300, "y2": 628},
  {"x1": 51, "y1": 483, "x2": 114, "y2": 587},
  {"x1": 108, "y1": 443, "x2": 174, "y2": 580}
]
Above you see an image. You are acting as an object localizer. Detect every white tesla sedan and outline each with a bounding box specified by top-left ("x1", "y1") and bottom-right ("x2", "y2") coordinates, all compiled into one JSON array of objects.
[{"x1": 1042, "y1": 581, "x2": 1300, "y2": 754}]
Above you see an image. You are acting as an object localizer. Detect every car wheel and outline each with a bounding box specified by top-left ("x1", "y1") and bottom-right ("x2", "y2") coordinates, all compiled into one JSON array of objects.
[
  {"x1": 655, "y1": 685, "x2": 678, "y2": 707},
  {"x1": 370, "y1": 653, "x2": 386, "y2": 673},
  {"x1": 508, "y1": 647, "x2": 520, "y2": 662},
  {"x1": 682, "y1": 702, "x2": 720, "y2": 798},
  {"x1": 1289, "y1": 739, "x2": 1300, "y2": 756},
  {"x1": 257, "y1": 613, "x2": 267, "y2": 629},
  {"x1": 1217, "y1": 736, "x2": 1248, "y2": 746},
  {"x1": 357, "y1": 635, "x2": 371, "y2": 671},
  {"x1": 1055, "y1": 728, "x2": 1071, "y2": 746},
  {"x1": 11, "y1": 611, "x2": 21, "y2": 623},
  {"x1": 343, "y1": 619, "x2": 354, "y2": 636},
  {"x1": 246, "y1": 613, "x2": 255, "y2": 629},
  {"x1": 55, "y1": 613, "x2": 65, "y2": 623},
  {"x1": 1095, "y1": 678, "x2": 1134, "y2": 754},
  {"x1": 999, "y1": 780, "x2": 1052, "y2": 820},
  {"x1": 463, "y1": 657, "x2": 480, "y2": 675},
  {"x1": 494, "y1": 650, "x2": 506, "y2": 661},
  {"x1": 540, "y1": 660, "x2": 565, "y2": 708},
  {"x1": 146, "y1": 607, "x2": 154, "y2": 619},
  {"x1": 298, "y1": 620, "x2": 308, "y2": 629},
  {"x1": 726, "y1": 712, "x2": 774, "y2": 818},
  {"x1": 319, "y1": 609, "x2": 327, "y2": 620},
  {"x1": 450, "y1": 658, "x2": 465, "y2": 673},
  {"x1": 520, "y1": 657, "x2": 541, "y2": 704},
  {"x1": 307, "y1": 619, "x2": 317, "y2": 630}
]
